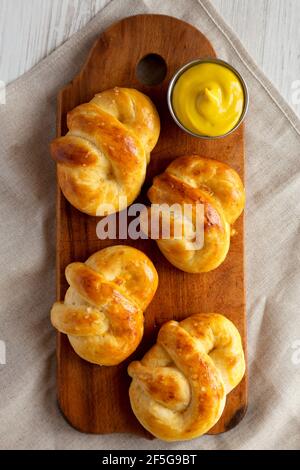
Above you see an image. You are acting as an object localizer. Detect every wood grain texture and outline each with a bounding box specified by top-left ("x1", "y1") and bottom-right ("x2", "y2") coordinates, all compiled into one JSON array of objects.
[
  {"x1": 0, "y1": 0, "x2": 108, "y2": 82},
  {"x1": 0, "y1": 0, "x2": 299, "y2": 116},
  {"x1": 56, "y1": 14, "x2": 247, "y2": 437},
  {"x1": 212, "y1": 0, "x2": 300, "y2": 114}
]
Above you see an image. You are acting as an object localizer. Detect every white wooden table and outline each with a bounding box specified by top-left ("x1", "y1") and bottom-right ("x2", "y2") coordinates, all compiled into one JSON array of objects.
[{"x1": 0, "y1": 0, "x2": 299, "y2": 115}]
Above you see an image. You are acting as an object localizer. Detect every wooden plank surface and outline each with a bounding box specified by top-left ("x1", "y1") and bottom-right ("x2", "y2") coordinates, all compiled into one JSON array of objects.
[
  {"x1": 0, "y1": 0, "x2": 299, "y2": 116},
  {"x1": 56, "y1": 14, "x2": 247, "y2": 436}
]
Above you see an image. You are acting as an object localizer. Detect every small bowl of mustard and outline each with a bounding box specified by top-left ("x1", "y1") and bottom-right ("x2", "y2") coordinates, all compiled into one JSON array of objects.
[{"x1": 167, "y1": 58, "x2": 249, "y2": 139}]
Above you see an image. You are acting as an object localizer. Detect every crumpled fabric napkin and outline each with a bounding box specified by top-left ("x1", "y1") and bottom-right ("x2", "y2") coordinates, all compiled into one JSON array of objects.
[{"x1": 0, "y1": 0, "x2": 299, "y2": 450}]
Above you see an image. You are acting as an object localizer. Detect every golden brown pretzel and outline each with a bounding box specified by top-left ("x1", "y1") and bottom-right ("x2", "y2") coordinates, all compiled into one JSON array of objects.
[
  {"x1": 128, "y1": 313, "x2": 245, "y2": 441},
  {"x1": 144, "y1": 155, "x2": 245, "y2": 273},
  {"x1": 51, "y1": 246, "x2": 158, "y2": 365},
  {"x1": 51, "y1": 87, "x2": 160, "y2": 215}
]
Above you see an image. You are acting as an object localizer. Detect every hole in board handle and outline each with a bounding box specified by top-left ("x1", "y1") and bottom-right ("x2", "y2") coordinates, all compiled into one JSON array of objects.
[{"x1": 136, "y1": 54, "x2": 167, "y2": 86}]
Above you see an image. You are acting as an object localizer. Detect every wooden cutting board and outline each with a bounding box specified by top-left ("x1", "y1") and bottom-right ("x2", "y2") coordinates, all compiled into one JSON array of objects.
[{"x1": 55, "y1": 14, "x2": 247, "y2": 437}]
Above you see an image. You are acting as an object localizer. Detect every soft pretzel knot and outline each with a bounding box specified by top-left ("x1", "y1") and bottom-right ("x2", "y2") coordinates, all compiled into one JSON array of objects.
[
  {"x1": 128, "y1": 313, "x2": 245, "y2": 441},
  {"x1": 51, "y1": 246, "x2": 158, "y2": 366},
  {"x1": 144, "y1": 155, "x2": 245, "y2": 273},
  {"x1": 51, "y1": 87, "x2": 160, "y2": 215}
]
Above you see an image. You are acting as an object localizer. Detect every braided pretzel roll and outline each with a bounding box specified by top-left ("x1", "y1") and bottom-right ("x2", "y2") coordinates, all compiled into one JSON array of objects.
[
  {"x1": 128, "y1": 313, "x2": 245, "y2": 441},
  {"x1": 51, "y1": 87, "x2": 160, "y2": 215},
  {"x1": 144, "y1": 155, "x2": 245, "y2": 273},
  {"x1": 51, "y1": 246, "x2": 158, "y2": 366}
]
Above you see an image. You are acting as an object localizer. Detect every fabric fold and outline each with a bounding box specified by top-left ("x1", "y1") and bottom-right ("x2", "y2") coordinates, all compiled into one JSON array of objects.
[{"x1": 0, "y1": 0, "x2": 299, "y2": 450}]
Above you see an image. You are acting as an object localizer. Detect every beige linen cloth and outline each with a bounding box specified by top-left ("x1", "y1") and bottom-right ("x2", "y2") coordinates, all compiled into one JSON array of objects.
[{"x1": 0, "y1": 0, "x2": 300, "y2": 450}]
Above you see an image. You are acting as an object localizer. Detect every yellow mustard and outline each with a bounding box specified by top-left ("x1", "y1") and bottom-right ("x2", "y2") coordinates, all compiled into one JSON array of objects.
[{"x1": 172, "y1": 62, "x2": 244, "y2": 137}]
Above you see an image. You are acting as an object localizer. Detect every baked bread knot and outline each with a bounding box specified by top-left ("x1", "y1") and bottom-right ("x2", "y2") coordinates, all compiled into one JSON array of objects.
[
  {"x1": 145, "y1": 155, "x2": 245, "y2": 273},
  {"x1": 51, "y1": 87, "x2": 160, "y2": 215},
  {"x1": 51, "y1": 246, "x2": 158, "y2": 366},
  {"x1": 128, "y1": 313, "x2": 245, "y2": 441}
]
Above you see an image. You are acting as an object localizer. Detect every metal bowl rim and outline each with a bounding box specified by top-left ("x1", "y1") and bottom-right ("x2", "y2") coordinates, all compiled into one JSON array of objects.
[{"x1": 167, "y1": 57, "x2": 249, "y2": 140}]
